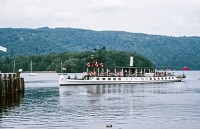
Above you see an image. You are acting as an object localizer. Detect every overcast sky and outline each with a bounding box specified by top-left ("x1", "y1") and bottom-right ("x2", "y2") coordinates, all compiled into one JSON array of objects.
[{"x1": 0, "y1": 0, "x2": 200, "y2": 36}]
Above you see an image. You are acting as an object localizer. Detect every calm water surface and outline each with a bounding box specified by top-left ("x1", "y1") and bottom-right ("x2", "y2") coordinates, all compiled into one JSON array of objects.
[{"x1": 0, "y1": 71, "x2": 200, "y2": 129}]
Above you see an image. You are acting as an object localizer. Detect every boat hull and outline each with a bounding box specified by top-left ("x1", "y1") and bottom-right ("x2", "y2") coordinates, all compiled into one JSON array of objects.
[
  {"x1": 59, "y1": 75, "x2": 182, "y2": 86},
  {"x1": 29, "y1": 73, "x2": 37, "y2": 76}
]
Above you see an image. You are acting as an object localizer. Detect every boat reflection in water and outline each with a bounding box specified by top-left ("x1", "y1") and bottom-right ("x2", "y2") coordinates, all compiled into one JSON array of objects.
[
  {"x1": 0, "y1": 92, "x2": 24, "y2": 113},
  {"x1": 58, "y1": 83, "x2": 183, "y2": 125},
  {"x1": 59, "y1": 82, "x2": 181, "y2": 97}
]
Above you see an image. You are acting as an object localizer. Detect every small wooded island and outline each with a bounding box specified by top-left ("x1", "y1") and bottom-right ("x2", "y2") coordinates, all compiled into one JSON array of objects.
[{"x1": 0, "y1": 48, "x2": 154, "y2": 73}]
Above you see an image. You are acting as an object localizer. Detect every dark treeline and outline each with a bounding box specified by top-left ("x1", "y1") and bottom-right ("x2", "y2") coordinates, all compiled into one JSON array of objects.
[{"x1": 0, "y1": 49, "x2": 154, "y2": 73}]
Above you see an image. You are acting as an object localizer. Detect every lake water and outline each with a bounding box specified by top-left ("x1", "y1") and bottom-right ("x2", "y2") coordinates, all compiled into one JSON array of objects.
[{"x1": 1, "y1": 71, "x2": 200, "y2": 129}]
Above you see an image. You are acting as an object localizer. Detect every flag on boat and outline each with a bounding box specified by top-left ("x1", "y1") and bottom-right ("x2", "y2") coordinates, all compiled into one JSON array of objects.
[
  {"x1": 0, "y1": 46, "x2": 7, "y2": 52},
  {"x1": 184, "y1": 67, "x2": 189, "y2": 71}
]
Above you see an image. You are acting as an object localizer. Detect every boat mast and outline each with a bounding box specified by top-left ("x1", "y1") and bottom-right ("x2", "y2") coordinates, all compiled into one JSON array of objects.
[
  {"x1": 13, "y1": 60, "x2": 15, "y2": 73},
  {"x1": 30, "y1": 60, "x2": 32, "y2": 73},
  {"x1": 61, "y1": 60, "x2": 63, "y2": 74}
]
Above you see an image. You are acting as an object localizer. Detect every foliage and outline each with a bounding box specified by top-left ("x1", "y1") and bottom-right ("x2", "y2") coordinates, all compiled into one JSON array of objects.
[
  {"x1": 0, "y1": 27, "x2": 200, "y2": 70},
  {"x1": 0, "y1": 50, "x2": 154, "y2": 73}
]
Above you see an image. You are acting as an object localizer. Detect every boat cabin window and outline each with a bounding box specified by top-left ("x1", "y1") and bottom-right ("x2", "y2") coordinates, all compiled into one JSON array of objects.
[
  {"x1": 96, "y1": 78, "x2": 99, "y2": 80},
  {"x1": 108, "y1": 78, "x2": 111, "y2": 80},
  {"x1": 102, "y1": 78, "x2": 105, "y2": 80},
  {"x1": 172, "y1": 77, "x2": 174, "y2": 79},
  {"x1": 113, "y1": 78, "x2": 116, "y2": 80},
  {"x1": 118, "y1": 78, "x2": 121, "y2": 80},
  {"x1": 150, "y1": 78, "x2": 152, "y2": 80}
]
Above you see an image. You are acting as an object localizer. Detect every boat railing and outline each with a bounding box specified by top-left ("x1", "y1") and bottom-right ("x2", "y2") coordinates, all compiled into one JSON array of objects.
[{"x1": 82, "y1": 68, "x2": 179, "y2": 78}]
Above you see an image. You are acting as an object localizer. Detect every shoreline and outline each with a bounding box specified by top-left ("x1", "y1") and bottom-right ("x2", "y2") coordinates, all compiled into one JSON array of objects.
[{"x1": 23, "y1": 71, "x2": 57, "y2": 73}]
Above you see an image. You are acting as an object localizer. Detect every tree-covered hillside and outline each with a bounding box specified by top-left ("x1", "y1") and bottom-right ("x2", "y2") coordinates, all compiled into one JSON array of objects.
[
  {"x1": 0, "y1": 50, "x2": 153, "y2": 73},
  {"x1": 0, "y1": 27, "x2": 199, "y2": 70}
]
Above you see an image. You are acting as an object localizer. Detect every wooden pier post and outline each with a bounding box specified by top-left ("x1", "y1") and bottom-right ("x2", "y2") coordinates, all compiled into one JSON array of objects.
[
  {"x1": 2, "y1": 74, "x2": 7, "y2": 96},
  {"x1": 0, "y1": 73, "x2": 25, "y2": 97},
  {"x1": 0, "y1": 74, "x2": 2, "y2": 97},
  {"x1": 8, "y1": 74, "x2": 12, "y2": 95}
]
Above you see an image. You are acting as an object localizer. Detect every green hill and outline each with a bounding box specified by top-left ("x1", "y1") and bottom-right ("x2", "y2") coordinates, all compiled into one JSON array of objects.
[{"x1": 0, "y1": 27, "x2": 200, "y2": 70}]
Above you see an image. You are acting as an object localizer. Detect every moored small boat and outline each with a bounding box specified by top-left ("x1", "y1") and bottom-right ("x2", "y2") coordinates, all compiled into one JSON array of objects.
[{"x1": 29, "y1": 60, "x2": 37, "y2": 76}]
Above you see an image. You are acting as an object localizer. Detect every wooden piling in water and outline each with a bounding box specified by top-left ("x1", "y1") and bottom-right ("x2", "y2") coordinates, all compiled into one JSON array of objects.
[{"x1": 0, "y1": 73, "x2": 25, "y2": 97}]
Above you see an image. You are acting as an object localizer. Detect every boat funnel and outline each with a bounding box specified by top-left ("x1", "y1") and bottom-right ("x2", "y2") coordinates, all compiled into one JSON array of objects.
[{"x1": 130, "y1": 54, "x2": 134, "y2": 67}]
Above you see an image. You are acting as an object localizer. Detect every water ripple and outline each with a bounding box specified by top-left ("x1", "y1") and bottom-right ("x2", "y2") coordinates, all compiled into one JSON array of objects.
[{"x1": 1, "y1": 72, "x2": 200, "y2": 129}]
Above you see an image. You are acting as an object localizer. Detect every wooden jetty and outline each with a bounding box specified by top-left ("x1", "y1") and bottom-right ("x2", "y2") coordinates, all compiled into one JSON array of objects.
[
  {"x1": 0, "y1": 91, "x2": 24, "y2": 113},
  {"x1": 0, "y1": 73, "x2": 25, "y2": 97}
]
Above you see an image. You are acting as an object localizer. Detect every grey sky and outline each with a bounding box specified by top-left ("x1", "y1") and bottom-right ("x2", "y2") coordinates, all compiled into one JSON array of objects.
[{"x1": 0, "y1": 0, "x2": 200, "y2": 36}]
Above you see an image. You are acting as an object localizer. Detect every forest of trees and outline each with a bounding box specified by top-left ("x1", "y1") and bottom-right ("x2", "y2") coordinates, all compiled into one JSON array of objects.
[
  {"x1": 0, "y1": 27, "x2": 200, "y2": 70},
  {"x1": 0, "y1": 49, "x2": 154, "y2": 73}
]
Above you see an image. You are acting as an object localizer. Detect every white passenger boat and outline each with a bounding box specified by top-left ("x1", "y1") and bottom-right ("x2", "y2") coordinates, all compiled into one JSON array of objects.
[{"x1": 59, "y1": 55, "x2": 185, "y2": 86}]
